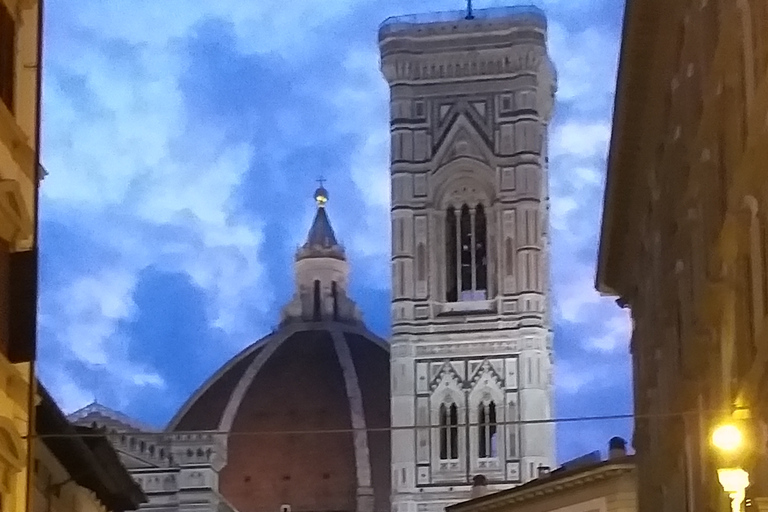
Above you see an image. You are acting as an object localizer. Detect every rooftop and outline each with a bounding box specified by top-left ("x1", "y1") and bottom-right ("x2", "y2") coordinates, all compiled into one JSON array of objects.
[
  {"x1": 447, "y1": 455, "x2": 635, "y2": 512},
  {"x1": 68, "y1": 401, "x2": 159, "y2": 433},
  {"x1": 379, "y1": 5, "x2": 546, "y2": 36},
  {"x1": 38, "y1": 386, "x2": 147, "y2": 512}
]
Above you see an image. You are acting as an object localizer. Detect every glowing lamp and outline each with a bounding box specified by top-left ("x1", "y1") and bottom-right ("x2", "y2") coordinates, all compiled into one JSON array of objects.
[{"x1": 712, "y1": 424, "x2": 744, "y2": 453}]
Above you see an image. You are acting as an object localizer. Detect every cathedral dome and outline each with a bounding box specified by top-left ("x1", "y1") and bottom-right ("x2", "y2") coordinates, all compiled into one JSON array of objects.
[
  {"x1": 167, "y1": 323, "x2": 390, "y2": 512},
  {"x1": 167, "y1": 185, "x2": 391, "y2": 512}
]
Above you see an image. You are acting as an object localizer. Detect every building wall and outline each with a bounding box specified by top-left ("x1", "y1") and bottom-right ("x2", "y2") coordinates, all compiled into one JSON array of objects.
[
  {"x1": 448, "y1": 465, "x2": 636, "y2": 512},
  {"x1": 0, "y1": 0, "x2": 40, "y2": 512},
  {"x1": 599, "y1": 0, "x2": 768, "y2": 511},
  {"x1": 70, "y1": 408, "x2": 234, "y2": 512},
  {"x1": 32, "y1": 442, "x2": 115, "y2": 512},
  {"x1": 379, "y1": 9, "x2": 557, "y2": 512}
]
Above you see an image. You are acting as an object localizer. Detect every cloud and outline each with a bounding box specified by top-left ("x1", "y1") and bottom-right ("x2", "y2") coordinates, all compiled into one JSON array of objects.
[
  {"x1": 551, "y1": 121, "x2": 612, "y2": 160},
  {"x1": 40, "y1": 0, "x2": 632, "y2": 464},
  {"x1": 584, "y1": 311, "x2": 632, "y2": 353},
  {"x1": 547, "y1": 20, "x2": 621, "y2": 112},
  {"x1": 39, "y1": 1, "x2": 274, "y2": 413}
]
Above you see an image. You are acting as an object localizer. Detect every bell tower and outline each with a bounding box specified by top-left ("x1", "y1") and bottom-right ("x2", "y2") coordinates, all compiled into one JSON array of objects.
[{"x1": 378, "y1": 6, "x2": 557, "y2": 512}]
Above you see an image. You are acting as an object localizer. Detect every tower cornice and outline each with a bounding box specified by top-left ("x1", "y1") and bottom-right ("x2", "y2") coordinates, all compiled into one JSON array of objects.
[{"x1": 380, "y1": 45, "x2": 549, "y2": 85}]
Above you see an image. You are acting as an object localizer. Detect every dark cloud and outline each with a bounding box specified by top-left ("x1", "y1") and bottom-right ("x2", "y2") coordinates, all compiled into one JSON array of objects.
[
  {"x1": 38, "y1": 215, "x2": 118, "y2": 290},
  {"x1": 119, "y1": 266, "x2": 231, "y2": 425}
]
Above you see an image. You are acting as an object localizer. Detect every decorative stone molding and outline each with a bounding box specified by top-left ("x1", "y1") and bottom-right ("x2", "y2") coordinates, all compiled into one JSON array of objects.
[{"x1": 382, "y1": 46, "x2": 549, "y2": 84}]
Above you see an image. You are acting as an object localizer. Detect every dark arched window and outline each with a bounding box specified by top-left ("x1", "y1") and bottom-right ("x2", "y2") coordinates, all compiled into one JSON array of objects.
[
  {"x1": 439, "y1": 402, "x2": 460, "y2": 461},
  {"x1": 439, "y1": 404, "x2": 448, "y2": 460},
  {"x1": 446, "y1": 202, "x2": 488, "y2": 302},
  {"x1": 460, "y1": 205, "x2": 472, "y2": 292},
  {"x1": 476, "y1": 204, "x2": 487, "y2": 291},
  {"x1": 478, "y1": 401, "x2": 498, "y2": 458},
  {"x1": 449, "y1": 403, "x2": 459, "y2": 459},
  {"x1": 478, "y1": 404, "x2": 487, "y2": 458},
  {"x1": 446, "y1": 207, "x2": 458, "y2": 302},
  {"x1": 313, "y1": 280, "x2": 321, "y2": 321}
]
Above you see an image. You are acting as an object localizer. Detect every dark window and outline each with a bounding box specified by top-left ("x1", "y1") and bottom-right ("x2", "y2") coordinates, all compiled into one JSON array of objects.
[
  {"x1": 475, "y1": 204, "x2": 487, "y2": 291},
  {"x1": 439, "y1": 404, "x2": 448, "y2": 460},
  {"x1": 478, "y1": 404, "x2": 486, "y2": 457},
  {"x1": 0, "y1": 239, "x2": 8, "y2": 359},
  {"x1": 489, "y1": 401, "x2": 497, "y2": 457},
  {"x1": 460, "y1": 205, "x2": 472, "y2": 292},
  {"x1": 446, "y1": 207, "x2": 457, "y2": 302},
  {"x1": 446, "y1": 203, "x2": 489, "y2": 302},
  {"x1": 0, "y1": 2, "x2": 14, "y2": 113},
  {"x1": 449, "y1": 403, "x2": 458, "y2": 459},
  {"x1": 8, "y1": 249, "x2": 37, "y2": 363},
  {"x1": 439, "y1": 402, "x2": 459, "y2": 460},
  {"x1": 313, "y1": 280, "x2": 321, "y2": 321}
]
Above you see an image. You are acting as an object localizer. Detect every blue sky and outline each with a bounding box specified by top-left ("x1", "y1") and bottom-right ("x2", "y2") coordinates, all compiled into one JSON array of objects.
[{"x1": 38, "y1": 0, "x2": 632, "y2": 463}]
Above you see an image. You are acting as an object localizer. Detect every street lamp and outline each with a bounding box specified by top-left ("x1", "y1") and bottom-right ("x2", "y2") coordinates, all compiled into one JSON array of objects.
[{"x1": 712, "y1": 423, "x2": 750, "y2": 512}]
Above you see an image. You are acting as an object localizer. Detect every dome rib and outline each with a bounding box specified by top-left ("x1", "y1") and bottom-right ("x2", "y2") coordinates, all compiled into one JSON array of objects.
[
  {"x1": 166, "y1": 332, "x2": 280, "y2": 431},
  {"x1": 218, "y1": 324, "x2": 303, "y2": 432},
  {"x1": 330, "y1": 327, "x2": 374, "y2": 512}
]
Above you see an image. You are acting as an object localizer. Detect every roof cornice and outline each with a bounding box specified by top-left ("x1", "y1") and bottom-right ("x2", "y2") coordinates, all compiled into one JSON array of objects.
[
  {"x1": 595, "y1": 0, "x2": 663, "y2": 295},
  {"x1": 447, "y1": 459, "x2": 635, "y2": 512}
]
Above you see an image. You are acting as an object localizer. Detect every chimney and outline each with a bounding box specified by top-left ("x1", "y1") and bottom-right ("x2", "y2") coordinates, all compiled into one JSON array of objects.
[
  {"x1": 608, "y1": 436, "x2": 627, "y2": 459},
  {"x1": 537, "y1": 465, "x2": 551, "y2": 478},
  {"x1": 470, "y1": 475, "x2": 489, "y2": 499}
]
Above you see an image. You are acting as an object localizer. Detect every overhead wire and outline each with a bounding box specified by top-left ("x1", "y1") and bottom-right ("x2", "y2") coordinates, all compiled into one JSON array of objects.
[{"x1": 27, "y1": 407, "x2": 746, "y2": 439}]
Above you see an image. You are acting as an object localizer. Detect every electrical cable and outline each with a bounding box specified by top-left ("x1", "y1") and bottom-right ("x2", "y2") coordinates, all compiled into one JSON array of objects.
[{"x1": 26, "y1": 406, "x2": 747, "y2": 439}]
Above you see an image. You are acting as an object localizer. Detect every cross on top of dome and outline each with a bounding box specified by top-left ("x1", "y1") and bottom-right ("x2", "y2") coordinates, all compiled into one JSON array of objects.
[{"x1": 315, "y1": 176, "x2": 329, "y2": 208}]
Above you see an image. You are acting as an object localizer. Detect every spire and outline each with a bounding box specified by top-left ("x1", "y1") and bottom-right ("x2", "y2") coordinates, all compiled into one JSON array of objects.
[
  {"x1": 280, "y1": 181, "x2": 362, "y2": 326},
  {"x1": 298, "y1": 180, "x2": 344, "y2": 261}
]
